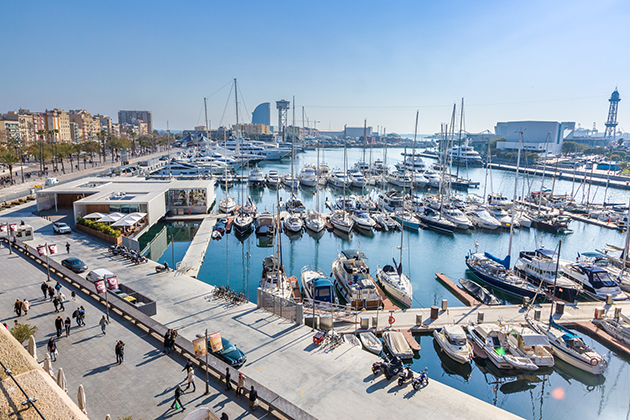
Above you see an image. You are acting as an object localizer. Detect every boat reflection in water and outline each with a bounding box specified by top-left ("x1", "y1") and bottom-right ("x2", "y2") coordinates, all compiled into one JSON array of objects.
[
  {"x1": 256, "y1": 235, "x2": 274, "y2": 248},
  {"x1": 553, "y1": 358, "x2": 606, "y2": 390},
  {"x1": 432, "y1": 339, "x2": 472, "y2": 381}
]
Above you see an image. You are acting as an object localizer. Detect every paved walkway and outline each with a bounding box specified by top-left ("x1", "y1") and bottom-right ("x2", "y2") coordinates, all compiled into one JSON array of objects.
[
  {"x1": 0, "y1": 202, "x2": 523, "y2": 420},
  {"x1": 0, "y1": 233, "x2": 261, "y2": 419},
  {"x1": 180, "y1": 215, "x2": 218, "y2": 278}
]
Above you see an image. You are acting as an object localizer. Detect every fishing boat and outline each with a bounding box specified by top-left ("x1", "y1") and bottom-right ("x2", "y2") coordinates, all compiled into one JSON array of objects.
[
  {"x1": 331, "y1": 249, "x2": 382, "y2": 310},
  {"x1": 382, "y1": 330, "x2": 414, "y2": 360},
  {"x1": 514, "y1": 249, "x2": 580, "y2": 302},
  {"x1": 527, "y1": 317, "x2": 607, "y2": 375},
  {"x1": 467, "y1": 323, "x2": 539, "y2": 371},
  {"x1": 301, "y1": 267, "x2": 336, "y2": 304},
  {"x1": 433, "y1": 325, "x2": 474, "y2": 364},
  {"x1": 458, "y1": 278, "x2": 501, "y2": 305},
  {"x1": 359, "y1": 331, "x2": 383, "y2": 355}
]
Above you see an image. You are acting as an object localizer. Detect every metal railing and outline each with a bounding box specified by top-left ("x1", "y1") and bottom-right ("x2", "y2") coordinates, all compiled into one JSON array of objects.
[
  {"x1": 260, "y1": 289, "x2": 298, "y2": 323},
  {"x1": 0, "y1": 359, "x2": 46, "y2": 419}
]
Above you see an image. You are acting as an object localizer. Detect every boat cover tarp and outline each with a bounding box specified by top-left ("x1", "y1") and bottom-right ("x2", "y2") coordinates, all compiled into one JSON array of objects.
[
  {"x1": 484, "y1": 252, "x2": 510, "y2": 270},
  {"x1": 384, "y1": 331, "x2": 413, "y2": 358}
]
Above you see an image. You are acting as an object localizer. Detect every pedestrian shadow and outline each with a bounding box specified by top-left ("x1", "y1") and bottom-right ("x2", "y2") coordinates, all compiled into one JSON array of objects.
[
  {"x1": 73, "y1": 334, "x2": 101, "y2": 344},
  {"x1": 84, "y1": 362, "x2": 117, "y2": 377},
  {"x1": 136, "y1": 348, "x2": 163, "y2": 367}
]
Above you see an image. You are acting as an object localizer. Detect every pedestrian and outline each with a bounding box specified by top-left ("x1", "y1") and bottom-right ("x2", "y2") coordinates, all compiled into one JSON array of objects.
[
  {"x1": 54, "y1": 282, "x2": 62, "y2": 293},
  {"x1": 170, "y1": 329, "x2": 178, "y2": 352},
  {"x1": 47, "y1": 338, "x2": 57, "y2": 362},
  {"x1": 57, "y1": 295, "x2": 65, "y2": 312},
  {"x1": 14, "y1": 299, "x2": 22, "y2": 317},
  {"x1": 41, "y1": 281, "x2": 48, "y2": 299},
  {"x1": 52, "y1": 296, "x2": 60, "y2": 313},
  {"x1": 99, "y1": 315, "x2": 108, "y2": 335},
  {"x1": 55, "y1": 316, "x2": 63, "y2": 337},
  {"x1": 249, "y1": 385, "x2": 258, "y2": 411},
  {"x1": 170, "y1": 385, "x2": 185, "y2": 411},
  {"x1": 236, "y1": 372, "x2": 245, "y2": 396},
  {"x1": 47, "y1": 286, "x2": 54, "y2": 301},
  {"x1": 221, "y1": 413, "x2": 229, "y2": 420},
  {"x1": 21, "y1": 299, "x2": 29, "y2": 315},
  {"x1": 184, "y1": 367, "x2": 195, "y2": 393},
  {"x1": 182, "y1": 359, "x2": 194, "y2": 373},
  {"x1": 115, "y1": 340, "x2": 125, "y2": 364},
  {"x1": 72, "y1": 308, "x2": 80, "y2": 326},
  {"x1": 225, "y1": 367, "x2": 232, "y2": 391},
  {"x1": 71, "y1": 291, "x2": 76, "y2": 301},
  {"x1": 78, "y1": 306, "x2": 85, "y2": 326},
  {"x1": 163, "y1": 329, "x2": 172, "y2": 354},
  {"x1": 65, "y1": 242, "x2": 70, "y2": 254},
  {"x1": 3, "y1": 322, "x2": 8, "y2": 330},
  {"x1": 64, "y1": 317, "x2": 71, "y2": 337}
]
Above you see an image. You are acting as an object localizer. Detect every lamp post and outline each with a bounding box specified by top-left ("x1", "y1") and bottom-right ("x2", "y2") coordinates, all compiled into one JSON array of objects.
[
  {"x1": 170, "y1": 234, "x2": 175, "y2": 269},
  {"x1": 245, "y1": 251, "x2": 251, "y2": 301},
  {"x1": 196, "y1": 330, "x2": 210, "y2": 395}
]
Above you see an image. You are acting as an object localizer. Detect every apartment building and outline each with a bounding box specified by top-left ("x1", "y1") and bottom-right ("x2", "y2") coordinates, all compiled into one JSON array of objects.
[
  {"x1": 118, "y1": 110, "x2": 153, "y2": 133},
  {"x1": 43, "y1": 109, "x2": 72, "y2": 143}
]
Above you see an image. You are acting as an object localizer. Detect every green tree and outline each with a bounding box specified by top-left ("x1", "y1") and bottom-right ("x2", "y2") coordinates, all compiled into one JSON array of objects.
[
  {"x1": 562, "y1": 141, "x2": 587, "y2": 154},
  {"x1": 0, "y1": 149, "x2": 20, "y2": 184},
  {"x1": 10, "y1": 323, "x2": 38, "y2": 344}
]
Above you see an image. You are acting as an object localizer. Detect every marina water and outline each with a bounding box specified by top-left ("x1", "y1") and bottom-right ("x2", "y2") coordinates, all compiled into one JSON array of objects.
[{"x1": 142, "y1": 147, "x2": 630, "y2": 419}]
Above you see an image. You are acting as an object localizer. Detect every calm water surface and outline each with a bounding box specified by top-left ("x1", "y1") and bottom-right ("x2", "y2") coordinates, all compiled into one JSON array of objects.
[{"x1": 143, "y1": 148, "x2": 630, "y2": 419}]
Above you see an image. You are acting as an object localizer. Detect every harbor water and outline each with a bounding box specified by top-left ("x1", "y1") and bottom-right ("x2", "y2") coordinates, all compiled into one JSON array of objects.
[{"x1": 141, "y1": 147, "x2": 630, "y2": 419}]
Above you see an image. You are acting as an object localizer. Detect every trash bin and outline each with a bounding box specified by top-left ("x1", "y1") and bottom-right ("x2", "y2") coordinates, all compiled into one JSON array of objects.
[
  {"x1": 555, "y1": 302, "x2": 565, "y2": 315},
  {"x1": 360, "y1": 316, "x2": 370, "y2": 330},
  {"x1": 430, "y1": 306, "x2": 439, "y2": 319},
  {"x1": 477, "y1": 311, "x2": 484, "y2": 323}
]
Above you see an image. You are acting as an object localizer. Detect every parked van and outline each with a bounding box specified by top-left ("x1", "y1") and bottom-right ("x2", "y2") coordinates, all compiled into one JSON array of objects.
[{"x1": 86, "y1": 268, "x2": 116, "y2": 283}]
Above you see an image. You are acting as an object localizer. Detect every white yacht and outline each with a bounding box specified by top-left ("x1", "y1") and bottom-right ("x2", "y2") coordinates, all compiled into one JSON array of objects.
[
  {"x1": 488, "y1": 206, "x2": 515, "y2": 228},
  {"x1": 467, "y1": 323, "x2": 539, "y2": 371},
  {"x1": 151, "y1": 161, "x2": 217, "y2": 176},
  {"x1": 332, "y1": 249, "x2": 382, "y2": 310},
  {"x1": 248, "y1": 167, "x2": 266, "y2": 188},
  {"x1": 377, "y1": 190, "x2": 404, "y2": 212},
  {"x1": 348, "y1": 170, "x2": 367, "y2": 189},
  {"x1": 514, "y1": 249, "x2": 580, "y2": 302},
  {"x1": 505, "y1": 326, "x2": 555, "y2": 368},
  {"x1": 328, "y1": 169, "x2": 350, "y2": 188},
  {"x1": 433, "y1": 325, "x2": 473, "y2": 364},
  {"x1": 260, "y1": 255, "x2": 293, "y2": 300},
  {"x1": 284, "y1": 213, "x2": 303, "y2": 233},
  {"x1": 442, "y1": 207, "x2": 473, "y2": 230},
  {"x1": 411, "y1": 172, "x2": 428, "y2": 188},
  {"x1": 466, "y1": 207, "x2": 501, "y2": 230},
  {"x1": 439, "y1": 141, "x2": 483, "y2": 166},
  {"x1": 422, "y1": 170, "x2": 441, "y2": 188},
  {"x1": 330, "y1": 211, "x2": 353, "y2": 233},
  {"x1": 487, "y1": 193, "x2": 513, "y2": 209},
  {"x1": 387, "y1": 171, "x2": 413, "y2": 188},
  {"x1": 304, "y1": 210, "x2": 325, "y2": 233},
  {"x1": 266, "y1": 170, "x2": 280, "y2": 187},
  {"x1": 298, "y1": 164, "x2": 318, "y2": 187},
  {"x1": 395, "y1": 154, "x2": 427, "y2": 172},
  {"x1": 282, "y1": 174, "x2": 300, "y2": 190},
  {"x1": 216, "y1": 139, "x2": 291, "y2": 161},
  {"x1": 351, "y1": 210, "x2": 376, "y2": 231},
  {"x1": 376, "y1": 259, "x2": 413, "y2": 307},
  {"x1": 219, "y1": 196, "x2": 237, "y2": 214},
  {"x1": 559, "y1": 261, "x2": 628, "y2": 301}
]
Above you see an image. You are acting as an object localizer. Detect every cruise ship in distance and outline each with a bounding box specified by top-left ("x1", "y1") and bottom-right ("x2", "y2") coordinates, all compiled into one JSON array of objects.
[
  {"x1": 440, "y1": 140, "x2": 483, "y2": 166},
  {"x1": 216, "y1": 139, "x2": 292, "y2": 161}
]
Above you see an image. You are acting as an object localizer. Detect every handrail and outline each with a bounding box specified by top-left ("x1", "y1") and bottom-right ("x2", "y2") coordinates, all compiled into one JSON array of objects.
[
  {"x1": 0, "y1": 358, "x2": 46, "y2": 419},
  {"x1": 3, "y1": 237, "x2": 315, "y2": 420}
]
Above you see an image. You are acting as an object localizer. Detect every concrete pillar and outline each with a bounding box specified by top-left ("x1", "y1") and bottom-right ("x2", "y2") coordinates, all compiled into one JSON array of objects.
[
  {"x1": 320, "y1": 314, "x2": 333, "y2": 330},
  {"x1": 415, "y1": 313, "x2": 423, "y2": 326},
  {"x1": 441, "y1": 299, "x2": 448, "y2": 311},
  {"x1": 477, "y1": 311, "x2": 484, "y2": 323},
  {"x1": 296, "y1": 303, "x2": 304, "y2": 325},
  {"x1": 256, "y1": 287, "x2": 262, "y2": 309},
  {"x1": 606, "y1": 294, "x2": 613, "y2": 305},
  {"x1": 594, "y1": 307, "x2": 605, "y2": 320},
  {"x1": 522, "y1": 297, "x2": 530, "y2": 308},
  {"x1": 615, "y1": 307, "x2": 622, "y2": 318},
  {"x1": 372, "y1": 315, "x2": 378, "y2": 330}
]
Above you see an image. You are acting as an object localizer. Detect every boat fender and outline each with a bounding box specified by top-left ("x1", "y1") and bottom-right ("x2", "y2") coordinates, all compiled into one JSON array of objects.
[
  {"x1": 388, "y1": 315, "x2": 396, "y2": 325},
  {"x1": 590, "y1": 357, "x2": 599, "y2": 366}
]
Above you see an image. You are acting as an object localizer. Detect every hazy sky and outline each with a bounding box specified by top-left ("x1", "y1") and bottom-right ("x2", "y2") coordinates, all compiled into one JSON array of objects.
[{"x1": 2, "y1": 0, "x2": 629, "y2": 134}]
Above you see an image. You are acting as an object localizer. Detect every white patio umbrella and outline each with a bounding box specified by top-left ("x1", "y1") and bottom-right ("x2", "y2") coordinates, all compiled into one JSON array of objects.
[
  {"x1": 96, "y1": 212, "x2": 125, "y2": 224},
  {"x1": 105, "y1": 415, "x2": 112, "y2": 420},
  {"x1": 43, "y1": 353, "x2": 54, "y2": 378},
  {"x1": 27, "y1": 335, "x2": 37, "y2": 360},
  {"x1": 111, "y1": 217, "x2": 137, "y2": 227},
  {"x1": 77, "y1": 384, "x2": 87, "y2": 414},
  {"x1": 83, "y1": 212, "x2": 106, "y2": 220},
  {"x1": 56, "y1": 367, "x2": 67, "y2": 392}
]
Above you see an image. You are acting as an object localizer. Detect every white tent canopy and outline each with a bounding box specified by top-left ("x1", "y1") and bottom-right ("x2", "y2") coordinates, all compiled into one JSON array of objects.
[
  {"x1": 111, "y1": 212, "x2": 147, "y2": 227},
  {"x1": 83, "y1": 212, "x2": 106, "y2": 220},
  {"x1": 111, "y1": 218, "x2": 136, "y2": 227},
  {"x1": 96, "y1": 212, "x2": 125, "y2": 223}
]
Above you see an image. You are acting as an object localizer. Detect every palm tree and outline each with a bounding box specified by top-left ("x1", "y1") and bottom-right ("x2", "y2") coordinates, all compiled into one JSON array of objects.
[
  {"x1": 47, "y1": 129, "x2": 59, "y2": 172},
  {"x1": 0, "y1": 149, "x2": 20, "y2": 185},
  {"x1": 36, "y1": 129, "x2": 46, "y2": 172},
  {"x1": 98, "y1": 129, "x2": 106, "y2": 163},
  {"x1": 129, "y1": 130, "x2": 136, "y2": 157}
]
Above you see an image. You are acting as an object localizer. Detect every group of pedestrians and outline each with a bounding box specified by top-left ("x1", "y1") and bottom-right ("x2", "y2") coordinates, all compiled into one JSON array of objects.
[
  {"x1": 13, "y1": 299, "x2": 29, "y2": 316},
  {"x1": 115, "y1": 340, "x2": 125, "y2": 364},
  {"x1": 163, "y1": 329, "x2": 178, "y2": 353},
  {"x1": 72, "y1": 306, "x2": 86, "y2": 326}
]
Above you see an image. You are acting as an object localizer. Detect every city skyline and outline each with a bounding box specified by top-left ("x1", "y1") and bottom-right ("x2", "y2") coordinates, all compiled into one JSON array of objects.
[{"x1": 1, "y1": 0, "x2": 628, "y2": 134}]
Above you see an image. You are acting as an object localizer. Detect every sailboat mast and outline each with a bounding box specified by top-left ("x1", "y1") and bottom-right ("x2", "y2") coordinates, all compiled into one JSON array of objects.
[
  {"x1": 508, "y1": 131, "x2": 523, "y2": 258},
  {"x1": 456, "y1": 98, "x2": 464, "y2": 179},
  {"x1": 412, "y1": 110, "x2": 419, "y2": 196},
  {"x1": 291, "y1": 96, "x2": 295, "y2": 193},
  {"x1": 363, "y1": 119, "x2": 367, "y2": 165},
  {"x1": 316, "y1": 139, "x2": 320, "y2": 213},
  {"x1": 343, "y1": 125, "x2": 347, "y2": 212},
  {"x1": 550, "y1": 239, "x2": 562, "y2": 317},
  {"x1": 538, "y1": 132, "x2": 550, "y2": 214},
  {"x1": 204, "y1": 97, "x2": 209, "y2": 140}
]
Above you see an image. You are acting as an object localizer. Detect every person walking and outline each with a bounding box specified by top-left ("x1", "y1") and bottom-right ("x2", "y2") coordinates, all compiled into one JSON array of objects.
[
  {"x1": 249, "y1": 385, "x2": 258, "y2": 411},
  {"x1": 115, "y1": 340, "x2": 125, "y2": 364},
  {"x1": 47, "y1": 285, "x2": 55, "y2": 301},
  {"x1": 41, "y1": 281, "x2": 48, "y2": 299},
  {"x1": 182, "y1": 360, "x2": 194, "y2": 373},
  {"x1": 99, "y1": 315, "x2": 108, "y2": 334},
  {"x1": 64, "y1": 317, "x2": 71, "y2": 337},
  {"x1": 65, "y1": 242, "x2": 70, "y2": 254},
  {"x1": 163, "y1": 329, "x2": 172, "y2": 354},
  {"x1": 78, "y1": 306, "x2": 85, "y2": 326},
  {"x1": 225, "y1": 367, "x2": 232, "y2": 391},
  {"x1": 57, "y1": 295, "x2": 65, "y2": 312},
  {"x1": 184, "y1": 367, "x2": 196, "y2": 393},
  {"x1": 71, "y1": 291, "x2": 76, "y2": 302},
  {"x1": 220, "y1": 413, "x2": 229, "y2": 420},
  {"x1": 55, "y1": 316, "x2": 63, "y2": 338},
  {"x1": 14, "y1": 299, "x2": 22, "y2": 317},
  {"x1": 236, "y1": 372, "x2": 245, "y2": 396},
  {"x1": 54, "y1": 282, "x2": 62, "y2": 293},
  {"x1": 47, "y1": 338, "x2": 57, "y2": 362},
  {"x1": 52, "y1": 296, "x2": 60, "y2": 313},
  {"x1": 170, "y1": 385, "x2": 185, "y2": 411},
  {"x1": 21, "y1": 299, "x2": 29, "y2": 316}
]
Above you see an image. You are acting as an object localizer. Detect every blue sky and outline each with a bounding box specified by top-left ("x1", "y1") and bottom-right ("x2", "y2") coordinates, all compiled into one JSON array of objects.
[{"x1": 2, "y1": 0, "x2": 629, "y2": 134}]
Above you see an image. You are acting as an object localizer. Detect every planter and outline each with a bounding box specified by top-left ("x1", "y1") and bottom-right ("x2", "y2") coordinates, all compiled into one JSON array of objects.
[{"x1": 76, "y1": 224, "x2": 122, "y2": 245}]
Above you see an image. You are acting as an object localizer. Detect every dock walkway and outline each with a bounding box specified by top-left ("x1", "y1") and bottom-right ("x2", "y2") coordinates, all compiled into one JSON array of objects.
[{"x1": 179, "y1": 214, "x2": 218, "y2": 278}]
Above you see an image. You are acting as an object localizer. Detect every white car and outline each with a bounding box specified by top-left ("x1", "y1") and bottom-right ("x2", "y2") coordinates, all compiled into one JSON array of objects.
[{"x1": 53, "y1": 222, "x2": 71, "y2": 234}]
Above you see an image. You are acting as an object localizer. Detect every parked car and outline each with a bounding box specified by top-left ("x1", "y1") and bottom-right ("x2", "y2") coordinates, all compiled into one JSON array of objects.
[
  {"x1": 61, "y1": 257, "x2": 88, "y2": 273},
  {"x1": 209, "y1": 337, "x2": 247, "y2": 368},
  {"x1": 53, "y1": 222, "x2": 71, "y2": 234}
]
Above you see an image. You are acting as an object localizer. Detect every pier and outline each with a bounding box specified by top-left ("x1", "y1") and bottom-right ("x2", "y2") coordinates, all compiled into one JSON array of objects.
[
  {"x1": 435, "y1": 272, "x2": 483, "y2": 306},
  {"x1": 179, "y1": 214, "x2": 218, "y2": 277}
]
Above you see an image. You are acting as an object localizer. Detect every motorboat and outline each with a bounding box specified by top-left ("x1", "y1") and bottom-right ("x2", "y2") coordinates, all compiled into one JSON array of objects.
[
  {"x1": 266, "y1": 170, "x2": 280, "y2": 187},
  {"x1": 439, "y1": 141, "x2": 483, "y2": 166},
  {"x1": 514, "y1": 249, "x2": 580, "y2": 302},
  {"x1": 422, "y1": 170, "x2": 441, "y2": 188},
  {"x1": 466, "y1": 207, "x2": 501, "y2": 230},
  {"x1": 597, "y1": 313, "x2": 630, "y2": 346},
  {"x1": 394, "y1": 211, "x2": 422, "y2": 230},
  {"x1": 354, "y1": 195, "x2": 377, "y2": 212},
  {"x1": 465, "y1": 252, "x2": 541, "y2": 300},
  {"x1": 527, "y1": 317, "x2": 607, "y2": 375},
  {"x1": 284, "y1": 213, "x2": 303, "y2": 233},
  {"x1": 304, "y1": 210, "x2": 325, "y2": 233},
  {"x1": 467, "y1": 323, "x2": 539, "y2": 371},
  {"x1": 301, "y1": 267, "x2": 336, "y2": 304},
  {"x1": 530, "y1": 213, "x2": 573, "y2": 234},
  {"x1": 330, "y1": 211, "x2": 354, "y2": 233},
  {"x1": 458, "y1": 278, "x2": 501, "y2": 305},
  {"x1": 488, "y1": 207, "x2": 516, "y2": 229},
  {"x1": 241, "y1": 196, "x2": 257, "y2": 216},
  {"x1": 260, "y1": 255, "x2": 293, "y2": 300},
  {"x1": 299, "y1": 164, "x2": 318, "y2": 187},
  {"x1": 344, "y1": 334, "x2": 362, "y2": 348},
  {"x1": 487, "y1": 193, "x2": 513, "y2": 209},
  {"x1": 404, "y1": 194, "x2": 425, "y2": 213},
  {"x1": 348, "y1": 170, "x2": 367, "y2": 189},
  {"x1": 284, "y1": 194, "x2": 306, "y2": 213},
  {"x1": 233, "y1": 211, "x2": 253, "y2": 233},
  {"x1": 382, "y1": 330, "x2": 414, "y2": 360},
  {"x1": 318, "y1": 162, "x2": 331, "y2": 177},
  {"x1": 387, "y1": 171, "x2": 413, "y2": 188},
  {"x1": 328, "y1": 169, "x2": 350, "y2": 188},
  {"x1": 505, "y1": 326, "x2": 555, "y2": 368},
  {"x1": 335, "y1": 197, "x2": 355, "y2": 212},
  {"x1": 255, "y1": 212, "x2": 275, "y2": 236},
  {"x1": 442, "y1": 207, "x2": 473, "y2": 230},
  {"x1": 412, "y1": 172, "x2": 428, "y2": 188},
  {"x1": 219, "y1": 196, "x2": 237, "y2": 214},
  {"x1": 282, "y1": 174, "x2": 300, "y2": 190},
  {"x1": 218, "y1": 172, "x2": 234, "y2": 187},
  {"x1": 359, "y1": 331, "x2": 383, "y2": 355},
  {"x1": 559, "y1": 261, "x2": 628, "y2": 301},
  {"x1": 376, "y1": 259, "x2": 413, "y2": 307},
  {"x1": 433, "y1": 325, "x2": 473, "y2": 364},
  {"x1": 372, "y1": 212, "x2": 401, "y2": 232},
  {"x1": 352, "y1": 210, "x2": 376, "y2": 231},
  {"x1": 331, "y1": 249, "x2": 382, "y2": 310},
  {"x1": 419, "y1": 208, "x2": 456, "y2": 234},
  {"x1": 396, "y1": 154, "x2": 427, "y2": 172},
  {"x1": 377, "y1": 190, "x2": 404, "y2": 212},
  {"x1": 248, "y1": 166, "x2": 266, "y2": 188}
]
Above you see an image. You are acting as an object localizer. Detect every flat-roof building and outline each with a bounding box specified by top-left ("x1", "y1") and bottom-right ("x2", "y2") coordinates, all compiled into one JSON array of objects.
[{"x1": 494, "y1": 121, "x2": 575, "y2": 155}]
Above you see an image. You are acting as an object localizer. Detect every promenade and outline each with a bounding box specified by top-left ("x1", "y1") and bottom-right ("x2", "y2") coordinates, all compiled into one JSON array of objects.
[{"x1": 0, "y1": 202, "x2": 524, "y2": 420}]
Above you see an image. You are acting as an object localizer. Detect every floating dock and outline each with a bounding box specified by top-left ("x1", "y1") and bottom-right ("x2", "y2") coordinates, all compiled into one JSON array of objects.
[
  {"x1": 401, "y1": 329, "x2": 421, "y2": 351},
  {"x1": 435, "y1": 273, "x2": 483, "y2": 307},
  {"x1": 179, "y1": 215, "x2": 218, "y2": 278},
  {"x1": 573, "y1": 321, "x2": 630, "y2": 358}
]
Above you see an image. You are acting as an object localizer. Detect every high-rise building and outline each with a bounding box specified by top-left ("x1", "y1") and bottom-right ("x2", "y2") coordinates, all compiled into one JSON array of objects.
[
  {"x1": 43, "y1": 109, "x2": 72, "y2": 143},
  {"x1": 252, "y1": 102, "x2": 271, "y2": 126},
  {"x1": 118, "y1": 110, "x2": 153, "y2": 133}
]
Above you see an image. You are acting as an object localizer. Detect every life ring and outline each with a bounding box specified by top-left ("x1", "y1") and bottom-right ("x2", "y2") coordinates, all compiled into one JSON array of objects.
[
  {"x1": 590, "y1": 357, "x2": 599, "y2": 366},
  {"x1": 388, "y1": 315, "x2": 396, "y2": 325}
]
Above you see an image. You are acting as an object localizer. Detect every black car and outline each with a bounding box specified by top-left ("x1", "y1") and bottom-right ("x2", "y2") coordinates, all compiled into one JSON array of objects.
[
  {"x1": 209, "y1": 337, "x2": 246, "y2": 368},
  {"x1": 61, "y1": 257, "x2": 88, "y2": 273}
]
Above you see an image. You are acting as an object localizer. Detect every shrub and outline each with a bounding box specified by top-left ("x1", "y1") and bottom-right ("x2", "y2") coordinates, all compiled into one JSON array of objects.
[
  {"x1": 77, "y1": 217, "x2": 121, "y2": 237},
  {"x1": 10, "y1": 324, "x2": 38, "y2": 344}
]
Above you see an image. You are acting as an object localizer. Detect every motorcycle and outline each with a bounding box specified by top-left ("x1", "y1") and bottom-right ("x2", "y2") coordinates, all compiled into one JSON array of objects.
[
  {"x1": 397, "y1": 366, "x2": 415, "y2": 386},
  {"x1": 412, "y1": 368, "x2": 429, "y2": 390},
  {"x1": 371, "y1": 356, "x2": 404, "y2": 380},
  {"x1": 155, "y1": 263, "x2": 170, "y2": 273}
]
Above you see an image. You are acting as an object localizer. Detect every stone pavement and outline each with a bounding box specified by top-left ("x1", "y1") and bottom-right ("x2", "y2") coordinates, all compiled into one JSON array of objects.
[
  {"x1": 0, "y1": 243, "x2": 262, "y2": 419},
  {"x1": 0, "y1": 202, "x2": 524, "y2": 420}
]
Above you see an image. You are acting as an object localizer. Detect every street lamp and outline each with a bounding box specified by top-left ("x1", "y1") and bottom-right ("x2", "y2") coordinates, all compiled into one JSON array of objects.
[
  {"x1": 17, "y1": 138, "x2": 24, "y2": 184},
  {"x1": 195, "y1": 330, "x2": 210, "y2": 395}
]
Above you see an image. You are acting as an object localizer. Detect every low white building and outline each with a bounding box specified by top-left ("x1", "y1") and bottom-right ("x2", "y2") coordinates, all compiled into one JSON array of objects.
[
  {"x1": 36, "y1": 177, "x2": 215, "y2": 227},
  {"x1": 494, "y1": 121, "x2": 575, "y2": 155}
]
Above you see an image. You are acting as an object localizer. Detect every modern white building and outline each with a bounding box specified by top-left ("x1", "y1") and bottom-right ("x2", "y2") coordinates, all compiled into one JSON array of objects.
[
  {"x1": 36, "y1": 177, "x2": 215, "y2": 227},
  {"x1": 494, "y1": 121, "x2": 575, "y2": 155}
]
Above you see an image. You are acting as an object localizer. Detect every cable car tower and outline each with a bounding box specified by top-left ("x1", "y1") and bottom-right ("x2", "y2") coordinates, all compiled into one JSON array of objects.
[
  {"x1": 605, "y1": 88, "x2": 621, "y2": 139},
  {"x1": 276, "y1": 100, "x2": 290, "y2": 142}
]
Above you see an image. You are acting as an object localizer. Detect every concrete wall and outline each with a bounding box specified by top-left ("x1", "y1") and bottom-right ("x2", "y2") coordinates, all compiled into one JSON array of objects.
[{"x1": 146, "y1": 193, "x2": 166, "y2": 226}]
